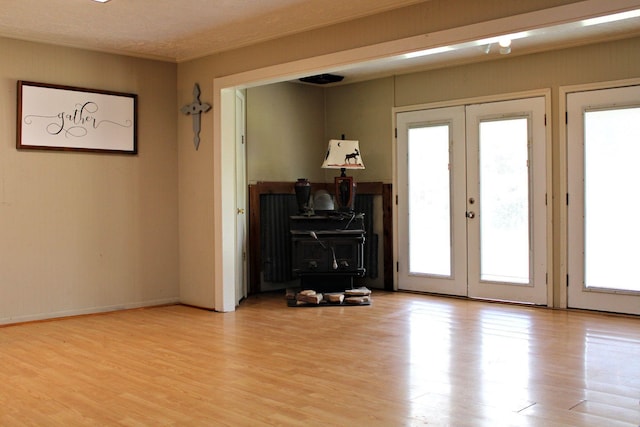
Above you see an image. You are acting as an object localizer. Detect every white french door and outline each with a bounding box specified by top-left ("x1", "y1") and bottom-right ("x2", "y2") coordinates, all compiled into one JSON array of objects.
[
  {"x1": 567, "y1": 84, "x2": 640, "y2": 315},
  {"x1": 397, "y1": 106, "x2": 468, "y2": 296},
  {"x1": 397, "y1": 96, "x2": 548, "y2": 304}
]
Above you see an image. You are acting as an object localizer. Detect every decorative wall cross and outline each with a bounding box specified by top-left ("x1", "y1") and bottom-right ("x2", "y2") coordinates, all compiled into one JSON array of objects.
[{"x1": 181, "y1": 83, "x2": 211, "y2": 150}]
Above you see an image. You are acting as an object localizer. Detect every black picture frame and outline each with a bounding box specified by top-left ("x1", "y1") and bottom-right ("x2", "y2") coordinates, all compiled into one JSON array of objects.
[{"x1": 17, "y1": 80, "x2": 137, "y2": 154}]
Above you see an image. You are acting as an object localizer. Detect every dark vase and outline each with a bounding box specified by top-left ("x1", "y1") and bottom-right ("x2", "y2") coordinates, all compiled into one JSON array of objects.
[{"x1": 294, "y1": 178, "x2": 311, "y2": 214}]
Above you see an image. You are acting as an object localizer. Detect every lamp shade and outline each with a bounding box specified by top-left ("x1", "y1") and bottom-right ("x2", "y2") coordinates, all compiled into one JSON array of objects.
[{"x1": 321, "y1": 139, "x2": 365, "y2": 170}]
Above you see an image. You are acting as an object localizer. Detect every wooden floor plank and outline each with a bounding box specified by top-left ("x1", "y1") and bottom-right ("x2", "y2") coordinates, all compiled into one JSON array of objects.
[{"x1": 1, "y1": 291, "x2": 639, "y2": 426}]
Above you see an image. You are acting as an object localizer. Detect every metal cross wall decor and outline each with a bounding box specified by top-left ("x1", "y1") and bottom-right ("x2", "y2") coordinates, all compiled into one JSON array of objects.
[{"x1": 181, "y1": 83, "x2": 211, "y2": 150}]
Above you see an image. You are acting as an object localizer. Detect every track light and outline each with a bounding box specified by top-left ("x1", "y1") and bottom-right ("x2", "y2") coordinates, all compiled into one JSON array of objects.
[{"x1": 499, "y1": 37, "x2": 511, "y2": 55}]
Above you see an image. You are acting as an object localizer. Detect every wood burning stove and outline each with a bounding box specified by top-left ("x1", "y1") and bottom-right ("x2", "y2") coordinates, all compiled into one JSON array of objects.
[{"x1": 290, "y1": 213, "x2": 366, "y2": 292}]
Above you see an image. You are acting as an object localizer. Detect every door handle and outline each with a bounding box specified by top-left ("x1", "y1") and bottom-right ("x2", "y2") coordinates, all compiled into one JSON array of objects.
[
  {"x1": 466, "y1": 211, "x2": 475, "y2": 219},
  {"x1": 237, "y1": 208, "x2": 245, "y2": 214}
]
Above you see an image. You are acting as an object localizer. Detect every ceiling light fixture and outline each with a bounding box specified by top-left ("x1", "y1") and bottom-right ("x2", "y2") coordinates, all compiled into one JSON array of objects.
[
  {"x1": 299, "y1": 73, "x2": 344, "y2": 85},
  {"x1": 403, "y1": 46, "x2": 454, "y2": 59},
  {"x1": 498, "y1": 37, "x2": 512, "y2": 47},
  {"x1": 475, "y1": 31, "x2": 529, "y2": 47},
  {"x1": 499, "y1": 37, "x2": 512, "y2": 55},
  {"x1": 582, "y1": 8, "x2": 640, "y2": 26},
  {"x1": 401, "y1": 8, "x2": 639, "y2": 63}
]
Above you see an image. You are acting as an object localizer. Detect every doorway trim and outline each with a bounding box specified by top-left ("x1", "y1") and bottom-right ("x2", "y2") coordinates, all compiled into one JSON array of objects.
[
  {"x1": 558, "y1": 76, "x2": 640, "y2": 310},
  {"x1": 211, "y1": 0, "x2": 627, "y2": 312}
]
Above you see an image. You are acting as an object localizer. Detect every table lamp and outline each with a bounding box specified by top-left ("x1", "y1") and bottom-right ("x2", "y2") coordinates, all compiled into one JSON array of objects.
[{"x1": 321, "y1": 139, "x2": 365, "y2": 211}]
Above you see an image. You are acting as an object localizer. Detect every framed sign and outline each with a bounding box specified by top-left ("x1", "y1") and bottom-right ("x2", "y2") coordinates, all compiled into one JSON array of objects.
[{"x1": 17, "y1": 81, "x2": 137, "y2": 154}]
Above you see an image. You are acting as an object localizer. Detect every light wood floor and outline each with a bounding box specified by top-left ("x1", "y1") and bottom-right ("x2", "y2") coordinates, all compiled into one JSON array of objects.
[{"x1": 1, "y1": 291, "x2": 639, "y2": 426}]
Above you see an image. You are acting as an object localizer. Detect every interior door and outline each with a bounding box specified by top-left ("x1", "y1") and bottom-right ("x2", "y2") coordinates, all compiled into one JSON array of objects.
[
  {"x1": 235, "y1": 90, "x2": 248, "y2": 303},
  {"x1": 567, "y1": 85, "x2": 640, "y2": 315},
  {"x1": 397, "y1": 96, "x2": 548, "y2": 305}
]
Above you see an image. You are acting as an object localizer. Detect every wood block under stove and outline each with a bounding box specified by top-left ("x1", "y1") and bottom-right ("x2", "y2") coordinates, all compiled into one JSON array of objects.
[
  {"x1": 297, "y1": 293, "x2": 323, "y2": 304},
  {"x1": 345, "y1": 295, "x2": 370, "y2": 304},
  {"x1": 345, "y1": 287, "x2": 371, "y2": 296},
  {"x1": 325, "y1": 293, "x2": 345, "y2": 303}
]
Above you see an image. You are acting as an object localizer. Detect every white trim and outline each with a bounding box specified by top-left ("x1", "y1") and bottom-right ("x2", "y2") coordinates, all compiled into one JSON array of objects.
[
  {"x1": 558, "y1": 89, "x2": 568, "y2": 309},
  {"x1": 391, "y1": 78, "x2": 399, "y2": 291},
  {"x1": 392, "y1": 89, "x2": 552, "y2": 115},
  {"x1": 560, "y1": 77, "x2": 640, "y2": 95},
  {"x1": 560, "y1": 77, "x2": 640, "y2": 313},
  {"x1": 544, "y1": 93, "x2": 554, "y2": 308},
  {"x1": 0, "y1": 297, "x2": 181, "y2": 326},
  {"x1": 213, "y1": 88, "x2": 239, "y2": 312}
]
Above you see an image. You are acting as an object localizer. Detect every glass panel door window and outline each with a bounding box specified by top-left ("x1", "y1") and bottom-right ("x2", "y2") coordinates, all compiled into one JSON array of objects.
[
  {"x1": 584, "y1": 107, "x2": 640, "y2": 292},
  {"x1": 408, "y1": 124, "x2": 452, "y2": 277},
  {"x1": 479, "y1": 118, "x2": 530, "y2": 284}
]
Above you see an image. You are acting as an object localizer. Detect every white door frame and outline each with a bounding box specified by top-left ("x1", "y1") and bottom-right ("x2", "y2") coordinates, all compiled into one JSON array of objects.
[
  {"x1": 211, "y1": 1, "x2": 626, "y2": 312},
  {"x1": 235, "y1": 90, "x2": 248, "y2": 304},
  {"x1": 561, "y1": 78, "x2": 640, "y2": 314}
]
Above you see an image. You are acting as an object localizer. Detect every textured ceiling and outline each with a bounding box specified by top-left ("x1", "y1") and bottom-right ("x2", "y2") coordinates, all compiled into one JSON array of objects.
[
  {"x1": 0, "y1": 0, "x2": 424, "y2": 62},
  {"x1": 2, "y1": 0, "x2": 640, "y2": 84}
]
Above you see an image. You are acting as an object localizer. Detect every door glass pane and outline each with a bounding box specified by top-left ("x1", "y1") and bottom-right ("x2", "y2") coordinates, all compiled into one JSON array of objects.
[
  {"x1": 479, "y1": 118, "x2": 530, "y2": 284},
  {"x1": 584, "y1": 107, "x2": 640, "y2": 292},
  {"x1": 408, "y1": 125, "x2": 451, "y2": 276}
]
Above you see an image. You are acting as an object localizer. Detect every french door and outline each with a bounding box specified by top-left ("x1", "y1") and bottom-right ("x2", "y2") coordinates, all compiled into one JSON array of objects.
[
  {"x1": 397, "y1": 96, "x2": 548, "y2": 304},
  {"x1": 567, "y1": 84, "x2": 640, "y2": 315}
]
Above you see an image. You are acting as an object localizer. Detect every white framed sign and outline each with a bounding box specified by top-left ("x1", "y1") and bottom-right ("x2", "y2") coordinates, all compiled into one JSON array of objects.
[{"x1": 17, "y1": 81, "x2": 137, "y2": 154}]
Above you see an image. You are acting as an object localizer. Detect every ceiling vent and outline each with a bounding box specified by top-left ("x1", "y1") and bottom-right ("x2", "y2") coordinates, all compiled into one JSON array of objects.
[{"x1": 299, "y1": 73, "x2": 344, "y2": 85}]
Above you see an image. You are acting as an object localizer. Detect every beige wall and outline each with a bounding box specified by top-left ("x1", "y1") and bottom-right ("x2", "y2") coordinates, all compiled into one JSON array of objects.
[
  {"x1": 246, "y1": 78, "x2": 394, "y2": 184},
  {"x1": 246, "y1": 82, "x2": 325, "y2": 183},
  {"x1": 0, "y1": 38, "x2": 178, "y2": 324},
  {"x1": 324, "y1": 78, "x2": 395, "y2": 183}
]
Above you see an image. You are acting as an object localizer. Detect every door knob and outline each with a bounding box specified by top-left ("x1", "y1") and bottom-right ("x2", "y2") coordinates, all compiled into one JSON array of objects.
[{"x1": 466, "y1": 211, "x2": 475, "y2": 219}]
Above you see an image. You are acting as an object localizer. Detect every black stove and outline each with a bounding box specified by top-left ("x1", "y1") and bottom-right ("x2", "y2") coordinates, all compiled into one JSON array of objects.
[{"x1": 290, "y1": 213, "x2": 366, "y2": 292}]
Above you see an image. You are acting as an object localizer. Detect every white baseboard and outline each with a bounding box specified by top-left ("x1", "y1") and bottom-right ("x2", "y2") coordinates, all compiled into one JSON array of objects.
[{"x1": 0, "y1": 297, "x2": 181, "y2": 326}]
